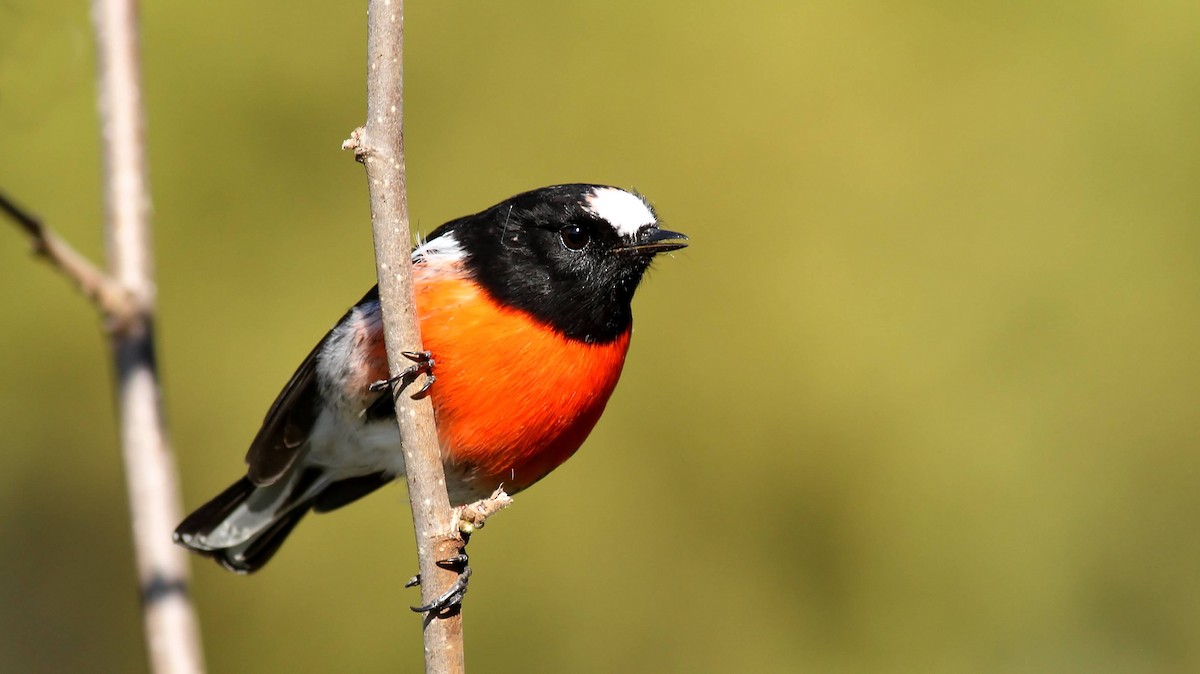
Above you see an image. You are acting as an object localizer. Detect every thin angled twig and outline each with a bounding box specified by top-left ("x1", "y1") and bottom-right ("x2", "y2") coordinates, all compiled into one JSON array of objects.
[
  {"x1": 0, "y1": 192, "x2": 137, "y2": 328},
  {"x1": 351, "y1": 0, "x2": 466, "y2": 671},
  {"x1": 91, "y1": 0, "x2": 206, "y2": 671}
]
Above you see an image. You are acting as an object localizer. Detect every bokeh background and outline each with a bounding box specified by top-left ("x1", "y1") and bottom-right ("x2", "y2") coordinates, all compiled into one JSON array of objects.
[{"x1": 3, "y1": 1, "x2": 1200, "y2": 672}]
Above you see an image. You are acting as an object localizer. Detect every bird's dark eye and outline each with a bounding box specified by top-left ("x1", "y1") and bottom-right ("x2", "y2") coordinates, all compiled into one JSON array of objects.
[{"x1": 559, "y1": 224, "x2": 589, "y2": 250}]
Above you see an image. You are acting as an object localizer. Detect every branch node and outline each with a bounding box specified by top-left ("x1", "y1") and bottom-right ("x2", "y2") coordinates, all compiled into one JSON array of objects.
[
  {"x1": 342, "y1": 126, "x2": 369, "y2": 163},
  {"x1": 454, "y1": 487, "x2": 513, "y2": 535}
]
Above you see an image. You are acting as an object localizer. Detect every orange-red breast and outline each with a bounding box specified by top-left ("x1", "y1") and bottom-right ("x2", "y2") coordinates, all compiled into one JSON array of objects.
[{"x1": 175, "y1": 184, "x2": 686, "y2": 574}]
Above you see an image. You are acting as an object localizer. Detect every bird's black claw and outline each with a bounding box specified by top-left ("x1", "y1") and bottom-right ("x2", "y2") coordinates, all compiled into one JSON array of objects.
[
  {"x1": 367, "y1": 350, "x2": 435, "y2": 400},
  {"x1": 410, "y1": 373, "x2": 435, "y2": 400},
  {"x1": 408, "y1": 549, "x2": 471, "y2": 614},
  {"x1": 436, "y1": 553, "x2": 469, "y2": 571},
  {"x1": 411, "y1": 566, "x2": 472, "y2": 615},
  {"x1": 401, "y1": 351, "x2": 436, "y2": 400}
]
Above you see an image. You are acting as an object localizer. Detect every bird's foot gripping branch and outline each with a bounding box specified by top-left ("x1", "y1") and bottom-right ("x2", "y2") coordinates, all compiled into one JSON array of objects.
[
  {"x1": 369, "y1": 350, "x2": 437, "y2": 400},
  {"x1": 404, "y1": 487, "x2": 513, "y2": 614}
]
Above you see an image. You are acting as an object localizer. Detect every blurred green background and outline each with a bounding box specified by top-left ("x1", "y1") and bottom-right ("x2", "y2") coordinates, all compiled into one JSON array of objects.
[{"x1": 3, "y1": 1, "x2": 1200, "y2": 672}]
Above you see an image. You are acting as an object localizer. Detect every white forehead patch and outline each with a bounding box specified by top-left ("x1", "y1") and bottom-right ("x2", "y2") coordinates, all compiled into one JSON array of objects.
[
  {"x1": 411, "y1": 231, "x2": 464, "y2": 266},
  {"x1": 584, "y1": 187, "x2": 656, "y2": 237}
]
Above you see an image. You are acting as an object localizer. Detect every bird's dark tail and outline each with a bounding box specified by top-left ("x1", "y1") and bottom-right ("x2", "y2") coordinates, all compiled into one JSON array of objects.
[
  {"x1": 174, "y1": 467, "x2": 392, "y2": 573},
  {"x1": 173, "y1": 469, "x2": 316, "y2": 573}
]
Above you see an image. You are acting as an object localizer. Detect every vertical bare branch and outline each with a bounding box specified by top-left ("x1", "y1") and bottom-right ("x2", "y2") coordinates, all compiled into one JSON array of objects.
[
  {"x1": 351, "y1": 0, "x2": 466, "y2": 671},
  {"x1": 92, "y1": 0, "x2": 205, "y2": 671}
]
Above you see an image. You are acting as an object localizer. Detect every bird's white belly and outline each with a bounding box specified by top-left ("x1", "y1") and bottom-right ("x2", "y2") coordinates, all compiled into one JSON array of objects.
[{"x1": 305, "y1": 409, "x2": 407, "y2": 478}]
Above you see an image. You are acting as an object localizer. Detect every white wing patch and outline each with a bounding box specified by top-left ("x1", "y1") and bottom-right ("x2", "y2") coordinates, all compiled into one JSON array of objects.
[{"x1": 584, "y1": 188, "x2": 656, "y2": 237}]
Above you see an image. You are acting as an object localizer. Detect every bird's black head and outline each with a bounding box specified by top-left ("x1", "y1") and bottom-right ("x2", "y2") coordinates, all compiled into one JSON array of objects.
[{"x1": 425, "y1": 184, "x2": 687, "y2": 343}]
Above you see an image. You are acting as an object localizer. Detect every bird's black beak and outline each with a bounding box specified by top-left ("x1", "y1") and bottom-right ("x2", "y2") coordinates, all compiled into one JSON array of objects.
[{"x1": 615, "y1": 228, "x2": 689, "y2": 254}]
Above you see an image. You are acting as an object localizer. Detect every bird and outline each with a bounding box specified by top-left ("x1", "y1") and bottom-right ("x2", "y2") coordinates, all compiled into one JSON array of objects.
[{"x1": 173, "y1": 184, "x2": 686, "y2": 608}]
